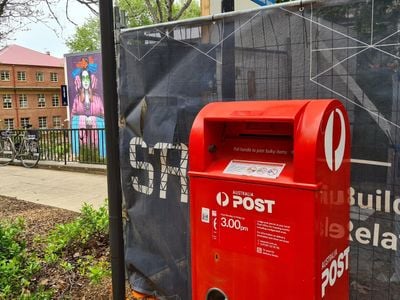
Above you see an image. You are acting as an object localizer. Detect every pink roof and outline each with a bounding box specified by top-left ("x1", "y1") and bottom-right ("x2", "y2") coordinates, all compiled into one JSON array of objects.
[{"x1": 0, "y1": 44, "x2": 63, "y2": 67}]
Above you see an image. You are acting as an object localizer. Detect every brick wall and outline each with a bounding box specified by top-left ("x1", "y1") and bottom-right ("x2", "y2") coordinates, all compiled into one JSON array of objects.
[{"x1": 0, "y1": 63, "x2": 68, "y2": 129}]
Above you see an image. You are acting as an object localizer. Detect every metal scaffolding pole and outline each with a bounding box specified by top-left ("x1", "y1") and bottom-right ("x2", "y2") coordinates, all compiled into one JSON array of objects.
[
  {"x1": 99, "y1": 0, "x2": 125, "y2": 299},
  {"x1": 221, "y1": 0, "x2": 235, "y2": 101}
]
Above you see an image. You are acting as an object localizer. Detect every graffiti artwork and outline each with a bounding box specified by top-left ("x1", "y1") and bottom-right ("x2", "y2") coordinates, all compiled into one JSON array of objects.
[{"x1": 65, "y1": 52, "x2": 105, "y2": 157}]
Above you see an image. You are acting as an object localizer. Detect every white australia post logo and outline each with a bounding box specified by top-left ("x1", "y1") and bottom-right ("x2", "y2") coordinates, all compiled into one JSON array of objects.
[
  {"x1": 324, "y1": 108, "x2": 346, "y2": 172},
  {"x1": 216, "y1": 192, "x2": 275, "y2": 213},
  {"x1": 216, "y1": 192, "x2": 230, "y2": 207}
]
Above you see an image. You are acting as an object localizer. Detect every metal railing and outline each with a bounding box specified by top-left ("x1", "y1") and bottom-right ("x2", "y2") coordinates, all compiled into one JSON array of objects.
[{"x1": 1, "y1": 128, "x2": 107, "y2": 165}]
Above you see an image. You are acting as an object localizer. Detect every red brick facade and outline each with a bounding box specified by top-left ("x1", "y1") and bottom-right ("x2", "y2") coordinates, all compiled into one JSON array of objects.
[{"x1": 0, "y1": 63, "x2": 67, "y2": 129}]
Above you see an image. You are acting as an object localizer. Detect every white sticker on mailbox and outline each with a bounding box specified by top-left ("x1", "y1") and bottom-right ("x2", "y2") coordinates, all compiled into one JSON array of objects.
[
  {"x1": 201, "y1": 207, "x2": 210, "y2": 223},
  {"x1": 223, "y1": 160, "x2": 285, "y2": 179}
]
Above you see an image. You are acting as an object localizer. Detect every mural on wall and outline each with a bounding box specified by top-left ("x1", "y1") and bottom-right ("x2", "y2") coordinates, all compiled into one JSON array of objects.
[{"x1": 65, "y1": 52, "x2": 105, "y2": 157}]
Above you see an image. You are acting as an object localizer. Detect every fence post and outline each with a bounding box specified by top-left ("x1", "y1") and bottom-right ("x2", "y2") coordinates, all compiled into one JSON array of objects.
[
  {"x1": 221, "y1": 0, "x2": 235, "y2": 101},
  {"x1": 63, "y1": 129, "x2": 67, "y2": 165}
]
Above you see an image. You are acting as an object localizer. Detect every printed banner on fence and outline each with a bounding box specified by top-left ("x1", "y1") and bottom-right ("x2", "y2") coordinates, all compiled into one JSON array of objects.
[{"x1": 119, "y1": 1, "x2": 400, "y2": 298}]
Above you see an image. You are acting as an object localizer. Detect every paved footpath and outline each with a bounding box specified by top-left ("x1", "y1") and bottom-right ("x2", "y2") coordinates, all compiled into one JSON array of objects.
[{"x1": 0, "y1": 165, "x2": 108, "y2": 212}]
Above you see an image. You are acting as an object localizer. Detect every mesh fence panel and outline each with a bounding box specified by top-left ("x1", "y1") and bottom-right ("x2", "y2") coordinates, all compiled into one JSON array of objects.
[{"x1": 119, "y1": 0, "x2": 400, "y2": 298}]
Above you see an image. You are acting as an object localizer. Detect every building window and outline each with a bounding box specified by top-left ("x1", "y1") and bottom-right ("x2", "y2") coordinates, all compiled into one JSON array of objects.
[
  {"x1": 4, "y1": 119, "x2": 14, "y2": 130},
  {"x1": 36, "y1": 72, "x2": 44, "y2": 82},
  {"x1": 50, "y1": 72, "x2": 58, "y2": 82},
  {"x1": 19, "y1": 94, "x2": 28, "y2": 108},
  {"x1": 52, "y1": 94, "x2": 60, "y2": 107},
  {"x1": 3, "y1": 94, "x2": 12, "y2": 108},
  {"x1": 17, "y1": 71, "x2": 26, "y2": 81},
  {"x1": 20, "y1": 117, "x2": 30, "y2": 128},
  {"x1": 1, "y1": 70, "x2": 10, "y2": 81},
  {"x1": 38, "y1": 117, "x2": 47, "y2": 129},
  {"x1": 53, "y1": 116, "x2": 62, "y2": 128},
  {"x1": 38, "y1": 94, "x2": 46, "y2": 107}
]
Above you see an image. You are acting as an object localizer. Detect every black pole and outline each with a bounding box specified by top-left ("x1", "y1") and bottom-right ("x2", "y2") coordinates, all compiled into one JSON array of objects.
[
  {"x1": 63, "y1": 129, "x2": 67, "y2": 165},
  {"x1": 221, "y1": 0, "x2": 234, "y2": 12},
  {"x1": 221, "y1": 0, "x2": 235, "y2": 101},
  {"x1": 99, "y1": 1, "x2": 125, "y2": 299}
]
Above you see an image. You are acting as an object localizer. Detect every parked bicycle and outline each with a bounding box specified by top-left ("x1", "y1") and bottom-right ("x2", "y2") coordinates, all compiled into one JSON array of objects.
[{"x1": 0, "y1": 125, "x2": 40, "y2": 168}]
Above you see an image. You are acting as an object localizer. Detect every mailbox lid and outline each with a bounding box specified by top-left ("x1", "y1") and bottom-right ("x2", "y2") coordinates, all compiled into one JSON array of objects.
[{"x1": 189, "y1": 99, "x2": 350, "y2": 186}]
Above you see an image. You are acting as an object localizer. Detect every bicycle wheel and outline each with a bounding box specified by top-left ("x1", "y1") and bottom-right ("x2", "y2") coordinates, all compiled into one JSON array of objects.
[
  {"x1": 0, "y1": 138, "x2": 15, "y2": 166},
  {"x1": 20, "y1": 139, "x2": 40, "y2": 168}
]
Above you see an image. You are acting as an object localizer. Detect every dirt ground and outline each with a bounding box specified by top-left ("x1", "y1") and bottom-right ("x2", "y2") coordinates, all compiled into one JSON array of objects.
[{"x1": 0, "y1": 196, "x2": 113, "y2": 299}]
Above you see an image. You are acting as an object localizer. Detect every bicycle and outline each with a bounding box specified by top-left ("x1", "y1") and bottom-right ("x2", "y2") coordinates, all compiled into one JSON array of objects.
[{"x1": 0, "y1": 125, "x2": 40, "y2": 168}]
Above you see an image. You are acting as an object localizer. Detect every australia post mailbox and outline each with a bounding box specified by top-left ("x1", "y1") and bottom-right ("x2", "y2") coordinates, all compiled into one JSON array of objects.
[{"x1": 189, "y1": 100, "x2": 350, "y2": 300}]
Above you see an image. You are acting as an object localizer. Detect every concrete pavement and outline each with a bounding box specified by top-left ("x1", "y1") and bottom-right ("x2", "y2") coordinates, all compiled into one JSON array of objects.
[{"x1": 0, "y1": 164, "x2": 108, "y2": 212}]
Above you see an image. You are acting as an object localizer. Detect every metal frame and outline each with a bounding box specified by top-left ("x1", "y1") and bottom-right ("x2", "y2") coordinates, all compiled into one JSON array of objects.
[{"x1": 121, "y1": 0, "x2": 317, "y2": 34}]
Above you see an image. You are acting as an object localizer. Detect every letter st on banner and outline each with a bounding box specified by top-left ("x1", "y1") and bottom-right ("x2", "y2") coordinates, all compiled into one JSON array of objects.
[{"x1": 118, "y1": 0, "x2": 400, "y2": 298}]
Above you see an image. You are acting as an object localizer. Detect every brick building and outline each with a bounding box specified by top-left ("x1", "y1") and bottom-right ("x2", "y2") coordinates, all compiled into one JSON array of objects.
[{"x1": 0, "y1": 44, "x2": 67, "y2": 130}]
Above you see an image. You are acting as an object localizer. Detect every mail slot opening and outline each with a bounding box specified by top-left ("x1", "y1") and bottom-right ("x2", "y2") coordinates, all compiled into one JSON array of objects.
[
  {"x1": 206, "y1": 288, "x2": 228, "y2": 300},
  {"x1": 221, "y1": 121, "x2": 294, "y2": 138},
  {"x1": 202, "y1": 121, "x2": 295, "y2": 163}
]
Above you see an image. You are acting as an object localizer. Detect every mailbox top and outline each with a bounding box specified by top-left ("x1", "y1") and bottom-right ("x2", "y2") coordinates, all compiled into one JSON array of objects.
[{"x1": 189, "y1": 99, "x2": 350, "y2": 186}]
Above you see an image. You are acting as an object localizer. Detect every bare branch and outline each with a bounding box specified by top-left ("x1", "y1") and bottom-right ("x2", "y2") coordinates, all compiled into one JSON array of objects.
[
  {"x1": 155, "y1": 0, "x2": 163, "y2": 23},
  {"x1": 144, "y1": 0, "x2": 160, "y2": 23},
  {"x1": 75, "y1": 0, "x2": 99, "y2": 16},
  {"x1": 44, "y1": 0, "x2": 63, "y2": 31},
  {"x1": 174, "y1": 0, "x2": 192, "y2": 21},
  {"x1": 0, "y1": 0, "x2": 7, "y2": 17},
  {"x1": 0, "y1": 0, "x2": 50, "y2": 43},
  {"x1": 65, "y1": 0, "x2": 78, "y2": 26},
  {"x1": 166, "y1": 0, "x2": 174, "y2": 21}
]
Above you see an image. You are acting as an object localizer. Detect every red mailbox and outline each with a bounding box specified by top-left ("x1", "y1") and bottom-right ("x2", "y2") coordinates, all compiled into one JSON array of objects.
[{"x1": 189, "y1": 100, "x2": 350, "y2": 300}]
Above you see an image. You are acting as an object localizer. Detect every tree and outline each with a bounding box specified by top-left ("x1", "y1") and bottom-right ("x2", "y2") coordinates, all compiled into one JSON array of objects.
[
  {"x1": 65, "y1": 17, "x2": 100, "y2": 53},
  {"x1": 142, "y1": 0, "x2": 197, "y2": 23},
  {"x1": 66, "y1": 0, "x2": 200, "y2": 52},
  {"x1": 0, "y1": 0, "x2": 59, "y2": 42},
  {"x1": 119, "y1": 0, "x2": 200, "y2": 27},
  {"x1": 74, "y1": 0, "x2": 200, "y2": 26}
]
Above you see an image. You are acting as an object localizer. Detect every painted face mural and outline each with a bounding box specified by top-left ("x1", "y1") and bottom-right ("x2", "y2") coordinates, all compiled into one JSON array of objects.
[
  {"x1": 81, "y1": 70, "x2": 91, "y2": 90},
  {"x1": 66, "y1": 54, "x2": 106, "y2": 157}
]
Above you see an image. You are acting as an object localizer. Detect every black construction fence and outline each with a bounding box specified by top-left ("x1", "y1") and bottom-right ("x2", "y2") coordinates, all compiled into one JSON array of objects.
[{"x1": 118, "y1": 0, "x2": 400, "y2": 299}]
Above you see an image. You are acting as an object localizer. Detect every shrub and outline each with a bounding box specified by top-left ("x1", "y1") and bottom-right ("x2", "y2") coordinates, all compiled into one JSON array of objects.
[
  {"x1": 0, "y1": 219, "x2": 52, "y2": 299},
  {"x1": 0, "y1": 201, "x2": 111, "y2": 298},
  {"x1": 43, "y1": 201, "x2": 110, "y2": 284},
  {"x1": 45, "y1": 201, "x2": 109, "y2": 258},
  {"x1": 79, "y1": 144, "x2": 103, "y2": 163}
]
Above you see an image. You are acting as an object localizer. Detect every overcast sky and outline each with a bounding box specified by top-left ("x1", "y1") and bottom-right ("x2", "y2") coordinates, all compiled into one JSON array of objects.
[{"x1": 11, "y1": 0, "x2": 95, "y2": 58}]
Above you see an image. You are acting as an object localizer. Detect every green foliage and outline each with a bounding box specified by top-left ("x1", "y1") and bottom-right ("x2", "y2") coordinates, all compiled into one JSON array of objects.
[
  {"x1": 178, "y1": 0, "x2": 201, "y2": 20},
  {"x1": 80, "y1": 202, "x2": 109, "y2": 235},
  {"x1": 39, "y1": 131, "x2": 69, "y2": 161},
  {"x1": 42, "y1": 201, "x2": 110, "y2": 285},
  {"x1": 121, "y1": 0, "x2": 200, "y2": 24},
  {"x1": 44, "y1": 202, "x2": 109, "y2": 261},
  {"x1": 0, "y1": 219, "x2": 52, "y2": 299},
  {"x1": 76, "y1": 256, "x2": 111, "y2": 285},
  {"x1": 120, "y1": 0, "x2": 153, "y2": 28},
  {"x1": 0, "y1": 202, "x2": 110, "y2": 298},
  {"x1": 87, "y1": 261, "x2": 111, "y2": 285},
  {"x1": 79, "y1": 144, "x2": 103, "y2": 163},
  {"x1": 0, "y1": 219, "x2": 25, "y2": 260},
  {"x1": 66, "y1": 17, "x2": 101, "y2": 53},
  {"x1": 60, "y1": 261, "x2": 74, "y2": 272},
  {"x1": 66, "y1": 1, "x2": 201, "y2": 52}
]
